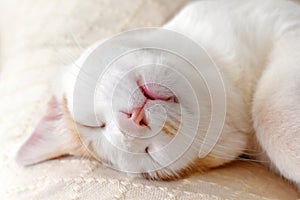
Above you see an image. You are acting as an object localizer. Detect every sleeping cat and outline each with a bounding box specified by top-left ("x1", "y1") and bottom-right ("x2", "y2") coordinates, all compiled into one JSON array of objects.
[{"x1": 16, "y1": 0, "x2": 300, "y2": 189}]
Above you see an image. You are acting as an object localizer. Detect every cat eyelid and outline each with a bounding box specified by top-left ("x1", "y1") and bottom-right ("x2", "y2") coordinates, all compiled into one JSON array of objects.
[
  {"x1": 77, "y1": 122, "x2": 106, "y2": 129},
  {"x1": 99, "y1": 123, "x2": 106, "y2": 128}
]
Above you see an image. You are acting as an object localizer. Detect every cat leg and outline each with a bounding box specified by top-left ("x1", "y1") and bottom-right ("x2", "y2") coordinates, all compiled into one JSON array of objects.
[{"x1": 252, "y1": 41, "x2": 300, "y2": 190}]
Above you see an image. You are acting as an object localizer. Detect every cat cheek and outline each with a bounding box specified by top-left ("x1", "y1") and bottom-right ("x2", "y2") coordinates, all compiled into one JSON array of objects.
[{"x1": 16, "y1": 96, "x2": 79, "y2": 166}]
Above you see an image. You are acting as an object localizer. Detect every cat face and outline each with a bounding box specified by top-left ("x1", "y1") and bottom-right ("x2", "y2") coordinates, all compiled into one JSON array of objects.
[
  {"x1": 66, "y1": 49, "x2": 209, "y2": 179},
  {"x1": 16, "y1": 41, "x2": 248, "y2": 180}
]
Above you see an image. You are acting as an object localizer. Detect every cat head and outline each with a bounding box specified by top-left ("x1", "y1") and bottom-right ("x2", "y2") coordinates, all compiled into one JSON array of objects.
[{"x1": 16, "y1": 40, "x2": 248, "y2": 180}]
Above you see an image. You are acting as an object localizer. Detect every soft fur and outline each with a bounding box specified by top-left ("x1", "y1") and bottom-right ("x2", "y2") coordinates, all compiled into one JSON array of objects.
[{"x1": 16, "y1": 0, "x2": 300, "y2": 189}]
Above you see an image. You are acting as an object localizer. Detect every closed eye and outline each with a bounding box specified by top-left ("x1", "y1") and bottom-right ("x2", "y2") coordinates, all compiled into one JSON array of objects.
[
  {"x1": 77, "y1": 122, "x2": 106, "y2": 129},
  {"x1": 99, "y1": 123, "x2": 106, "y2": 128}
]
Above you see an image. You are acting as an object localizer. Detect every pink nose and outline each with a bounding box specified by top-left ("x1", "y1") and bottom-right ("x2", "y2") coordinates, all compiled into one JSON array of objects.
[
  {"x1": 118, "y1": 107, "x2": 148, "y2": 137},
  {"x1": 130, "y1": 107, "x2": 147, "y2": 126}
]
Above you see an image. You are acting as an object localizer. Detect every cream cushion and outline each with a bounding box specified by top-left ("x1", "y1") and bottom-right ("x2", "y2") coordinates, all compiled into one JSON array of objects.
[{"x1": 0, "y1": 0, "x2": 299, "y2": 199}]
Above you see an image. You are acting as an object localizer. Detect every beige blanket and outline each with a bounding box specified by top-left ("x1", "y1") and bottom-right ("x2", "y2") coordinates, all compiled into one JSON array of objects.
[{"x1": 0, "y1": 0, "x2": 299, "y2": 199}]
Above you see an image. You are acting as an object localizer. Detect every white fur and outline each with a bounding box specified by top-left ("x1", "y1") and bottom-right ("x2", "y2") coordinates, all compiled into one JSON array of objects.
[
  {"x1": 162, "y1": 0, "x2": 300, "y2": 187},
  {"x1": 17, "y1": 0, "x2": 300, "y2": 189}
]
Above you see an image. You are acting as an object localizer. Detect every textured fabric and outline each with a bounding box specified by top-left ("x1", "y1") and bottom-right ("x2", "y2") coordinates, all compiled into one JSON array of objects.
[{"x1": 0, "y1": 0, "x2": 299, "y2": 199}]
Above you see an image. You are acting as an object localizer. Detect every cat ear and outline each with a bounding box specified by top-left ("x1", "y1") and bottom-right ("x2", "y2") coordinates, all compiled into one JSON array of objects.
[{"x1": 16, "y1": 96, "x2": 80, "y2": 166}]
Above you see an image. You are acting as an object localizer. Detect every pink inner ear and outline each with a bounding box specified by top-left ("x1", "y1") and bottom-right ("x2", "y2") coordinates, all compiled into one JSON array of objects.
[
  {"x1": 23, "y1": 97, "x2": 63, "y2": 146},
  {"x1": 16, "y1": 96, "x2": 72, "y2": 166},
  {"x1": 45, "y1": 96, "x2": 63, "y2": 120}
]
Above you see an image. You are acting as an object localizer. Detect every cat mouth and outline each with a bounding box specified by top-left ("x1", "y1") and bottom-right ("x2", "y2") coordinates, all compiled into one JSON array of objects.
[{"x1": 137, "y1": 80, "x2": 179, "y2": 103}]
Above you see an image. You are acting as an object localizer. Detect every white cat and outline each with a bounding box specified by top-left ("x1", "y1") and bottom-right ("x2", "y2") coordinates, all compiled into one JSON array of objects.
[{"x1": 16, "y1": 0, "x2": 300, "y2": 190}]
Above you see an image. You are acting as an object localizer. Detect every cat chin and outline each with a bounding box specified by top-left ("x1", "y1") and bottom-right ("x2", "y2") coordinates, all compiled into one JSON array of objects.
[
  {"x1": 134, "y1": 125, "x2": 249, "y2": 180},
  {"x1": 97, "y1": 136, "x2": 236, "y2": 180},
  {"x1": 136, "y1": 152, "x2": 228, "y2": 181}
]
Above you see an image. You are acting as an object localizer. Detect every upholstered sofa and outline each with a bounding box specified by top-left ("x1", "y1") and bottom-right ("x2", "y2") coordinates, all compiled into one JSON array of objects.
[{"x1": 0, "y1": 0, "x2": 299, "y2": 199}]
